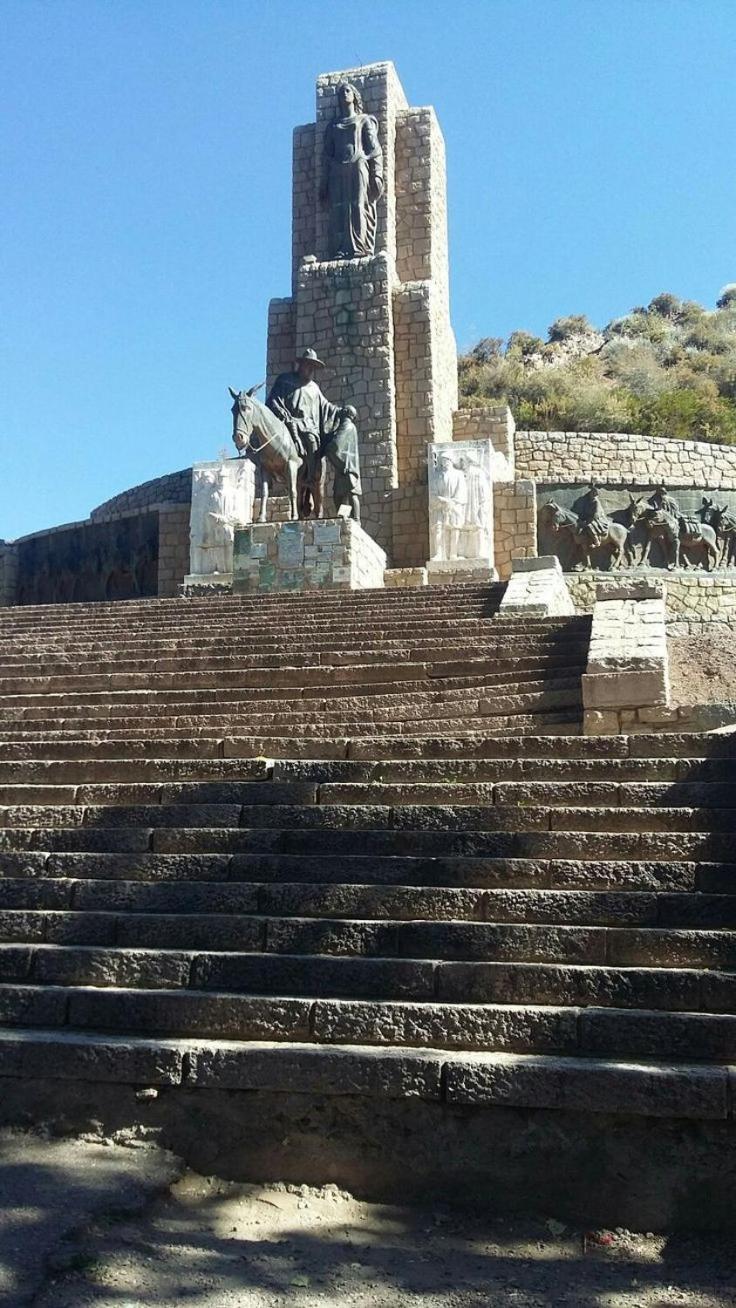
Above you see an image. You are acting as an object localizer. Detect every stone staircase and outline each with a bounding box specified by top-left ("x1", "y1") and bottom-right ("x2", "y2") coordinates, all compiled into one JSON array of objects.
[{"x1": 0, "y1": 584, "x2": 734, "y2": 1128}]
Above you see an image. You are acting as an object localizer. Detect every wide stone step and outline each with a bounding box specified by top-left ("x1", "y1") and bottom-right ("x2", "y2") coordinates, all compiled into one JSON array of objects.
[
  {"x1": 2, "y1": 820, "x2": 734, "y2": 862},
  {"x1": 3, "y1": 984, "x2": 736, "y2": 1062},
  {"x1": 1, "y1": 800, "x2": 734, "y2": 836},
  {"x1": 2, "y1": 876, "x2": 736, "y2": 928},
  {"x1": 0, "y1": 634, "x2": 587, "y2": 668},
  {"x1": 0, "y1": 662, "x2": 587, "y2": 712},
  {"x1": 11, "y1": 735, "x2": 692, "y2": 766},
  {"x1": 0, "y1": 629, "x2": 589, "y2": 666},
  {"x1": 0, "y1": 1026, "x2": 724, "y2": 1121},
  {"x1": 0, "y1": 678, "x2": 587, "y2": 728},
  {"x1": 1, "y1": 909, "x2": 735, "y2": 966},
  {"x1": 0, "y1": 710, "x2": 585, "y2": 744},
  {"x1": 2, "y1": 850, "x2": 733, "y2": 893},
  {"x1": 4, "y1": 944, "x2": 736, "y2": 1013}
]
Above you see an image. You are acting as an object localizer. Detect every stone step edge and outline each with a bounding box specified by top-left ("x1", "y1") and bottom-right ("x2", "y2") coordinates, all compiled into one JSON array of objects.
[
  {"x1": 0, "y1": 1027, "x2": 730, "y2": 1118},
  {"x1": 7, "y1": 985, "x2": 736, "y2": 1057}
]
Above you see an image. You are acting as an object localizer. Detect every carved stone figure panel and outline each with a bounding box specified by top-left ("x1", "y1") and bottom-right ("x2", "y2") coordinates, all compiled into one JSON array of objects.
[
  {"x1": 320, "y1": 81, "x2": 384, "y2": 259},
  {"x1": 537, "y1": 483, "x2": 736, "y2": 573},
  {"x1": 189, "y1": 460, "x2": 255, "y2": 577},
  {"x1": 428, "y1": 439, "x2": 493, "y2": 566}
]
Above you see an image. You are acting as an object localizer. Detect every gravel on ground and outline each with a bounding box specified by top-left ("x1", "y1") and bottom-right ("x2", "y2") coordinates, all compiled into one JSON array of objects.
[
  {"x1": 668, "y1": 631, "x2": 736, "y2": 707},
  {"x1": 0, "y1": 1132, "x2": 730, "y2": 1307}
]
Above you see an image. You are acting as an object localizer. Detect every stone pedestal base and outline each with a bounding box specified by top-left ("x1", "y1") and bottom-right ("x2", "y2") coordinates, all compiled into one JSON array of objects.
[
  {"x1": 233, "y1": 519, "x2": 387, "y2": 593},
  {"x1": 426, "y1": 558, "x2": 498, "y2": 585},
  {"x1": 181, "y1": 573, "x2": 233, "y2": 597}
]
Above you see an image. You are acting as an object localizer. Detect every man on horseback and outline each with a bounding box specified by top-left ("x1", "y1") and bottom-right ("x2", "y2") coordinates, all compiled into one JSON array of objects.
[
  {"x1": 577, "y1": 482, "x2": 609, "y2": 548},
  {"x1": 266, "y1": 348, "x2": 340, "y2": 493}
]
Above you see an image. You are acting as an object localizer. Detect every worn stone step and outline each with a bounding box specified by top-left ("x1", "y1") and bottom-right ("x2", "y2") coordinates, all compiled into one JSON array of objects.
[
  {"x1": 0, "y1": 732, "x2": 702, "y2": 761},
  {"x1": 2, "y1": 849, "x2": 731, "y2": 894},
  {"x1": 0, "y1": 667, "x2": 586, "y2": 719},
  {"x1": 0, "y1": 633, "x2": 589, "y2": 668},
  {"x1": 2, "y1": 908, "x2": 735, "y2": 966},
  {"x1": 0, "y1": 1027, "x2": 723, "y2": 1118},
  {"x1": 143, "y1": 824, "x2": 736, "y2": 861},
  {"x1": 5, "y1": 943, "x2": 736, "y2": 1014},
  {"x1": 4, "y1": 877, "x2": 734, "y2": 929},
  {"x1": 0, "y1": 711, "x2": 585, "y2": 744},
  {"x1": 18, "y1": 985, "x2": 735, "y2": 1062}
]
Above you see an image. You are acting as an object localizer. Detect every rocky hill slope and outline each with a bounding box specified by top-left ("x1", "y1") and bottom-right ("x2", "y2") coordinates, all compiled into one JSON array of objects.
[{"x1": 459, "y1": 286, "x2": 736, "y2": 443}]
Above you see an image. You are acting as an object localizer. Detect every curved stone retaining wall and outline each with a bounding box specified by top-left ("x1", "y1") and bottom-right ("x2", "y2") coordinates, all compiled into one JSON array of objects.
[
  {"x1": 90, "y1": 469, "x2": 193, "y2": 521},
  {"x1": 515, "y1": 430, "x2": 736, "y2": 490}
]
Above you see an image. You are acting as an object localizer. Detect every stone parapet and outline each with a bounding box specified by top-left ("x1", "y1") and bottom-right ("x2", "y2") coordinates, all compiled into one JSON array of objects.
[
  {"x1": 233, "y1": 518, "x2": 387, "y2": 593},
  {"x1": 90, "y1": 469, "x2": 193, "y2": 521}
]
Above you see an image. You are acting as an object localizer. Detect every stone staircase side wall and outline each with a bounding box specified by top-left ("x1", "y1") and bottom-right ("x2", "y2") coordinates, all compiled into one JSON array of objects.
[
  {"x1": 499, "y1": 556, "x2": 575, "y2": 618},
  {"x1": 583, "y1": 581, "x2": 669, "y2": 734}
]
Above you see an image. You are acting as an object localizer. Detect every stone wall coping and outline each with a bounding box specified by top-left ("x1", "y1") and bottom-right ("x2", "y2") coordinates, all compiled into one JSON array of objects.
[
  {"x1": 596, "y1": 579, "x2": 665, "y2": 601},
  {"x1": 511, "y1": 556, "x2": 562, "y2": 575}
]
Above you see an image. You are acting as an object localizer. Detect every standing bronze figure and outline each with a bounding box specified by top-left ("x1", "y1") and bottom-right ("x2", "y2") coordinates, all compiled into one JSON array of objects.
[{"x1": 320, "y1": 81, "x2": 384, "y2": 259}]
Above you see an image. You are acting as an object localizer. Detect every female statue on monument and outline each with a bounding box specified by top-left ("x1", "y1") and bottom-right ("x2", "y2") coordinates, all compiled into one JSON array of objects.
[{"x1": 320, "y1": 81, "x2": 384, "y2": 258}]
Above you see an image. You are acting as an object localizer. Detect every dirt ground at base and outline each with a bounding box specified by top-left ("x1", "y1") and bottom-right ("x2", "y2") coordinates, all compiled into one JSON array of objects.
[
  {"x1": 0, "y1": 1133, "x2": 730, "y2": 1308},
  {"x1": 667, "y1": 631, "x2": 736, "y2": 707}
]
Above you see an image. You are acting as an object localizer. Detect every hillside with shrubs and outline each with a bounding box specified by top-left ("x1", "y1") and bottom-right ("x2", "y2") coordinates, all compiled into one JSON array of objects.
[{"x1": 458, "y1": 286, "x2": 736, "y2": 443}]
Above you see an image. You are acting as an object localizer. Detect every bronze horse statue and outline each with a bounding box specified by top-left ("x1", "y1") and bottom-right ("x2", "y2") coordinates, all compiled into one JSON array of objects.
[{"x1": 229, "y1": 386, "x2": 324, "y2": 522}]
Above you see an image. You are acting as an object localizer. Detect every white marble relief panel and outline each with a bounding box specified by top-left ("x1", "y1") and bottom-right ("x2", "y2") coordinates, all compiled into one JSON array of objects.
[
  {"x1": 189, "y1": 459, "x2": 255, "y2": 576},
  {"x1": 428, "y1": 439, "x2": 494, "y2": 565}
]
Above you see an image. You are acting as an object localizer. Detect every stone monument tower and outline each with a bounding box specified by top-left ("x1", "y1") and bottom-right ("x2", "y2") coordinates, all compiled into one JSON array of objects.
[{"x1": 267, "y1": 62, "x2": 458, "y2": 566}]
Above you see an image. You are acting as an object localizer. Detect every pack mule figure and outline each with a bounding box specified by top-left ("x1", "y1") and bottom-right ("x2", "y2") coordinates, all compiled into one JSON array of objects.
[
  {"x1": 701, "y1": 497, "x2": 736, "y2": 567},
  {"x1": 630, "y1": 487, "x2": 719, "y2": 570}
]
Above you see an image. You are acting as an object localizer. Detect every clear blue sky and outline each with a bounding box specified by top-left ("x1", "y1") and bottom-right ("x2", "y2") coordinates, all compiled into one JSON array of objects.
[{"x1": 1, "y1": 0, "x2": 735, "y2": 540}]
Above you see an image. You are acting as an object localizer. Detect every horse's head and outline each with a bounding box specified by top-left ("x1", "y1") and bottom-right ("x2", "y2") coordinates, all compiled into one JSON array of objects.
[{"x1": 229, "y1": 384, "x2": 264, "y2": 453}]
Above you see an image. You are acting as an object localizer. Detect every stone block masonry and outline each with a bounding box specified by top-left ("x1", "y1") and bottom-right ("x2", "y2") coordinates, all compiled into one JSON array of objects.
[
  {"x1": 268, "y1": 62, "x2": 457, "y2": 570},
  {"x1": 494, "y1": 480, "x2": 537, "y2": 579},
  {"x1": 567, "y1": 572, "x2": 736, "y2": 628},
  {"x1": 233, "y1": 518, "x2": 387, "y2": 593},
  {"x1": 515, "y1": 429, "x2": 736, "y2": 490},
  {"x1": 583, "y1": 580, "x2": 669, "y2": 734}
]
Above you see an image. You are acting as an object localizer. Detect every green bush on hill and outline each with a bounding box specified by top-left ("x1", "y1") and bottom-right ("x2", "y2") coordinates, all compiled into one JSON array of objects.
[{"x1": 458, "y1": 288, "x2": 736, "y2": 443}]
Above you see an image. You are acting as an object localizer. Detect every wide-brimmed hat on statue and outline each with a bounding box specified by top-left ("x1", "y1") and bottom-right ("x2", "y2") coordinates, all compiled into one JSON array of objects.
[{"x1": 296, "y1": 347, "x2": 325, "y2": 368}]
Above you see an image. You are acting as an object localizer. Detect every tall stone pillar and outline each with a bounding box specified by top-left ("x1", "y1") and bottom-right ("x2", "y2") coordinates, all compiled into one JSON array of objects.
[{"x1": 266, "y1": 62, "x2": 457, "y2": 565}]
